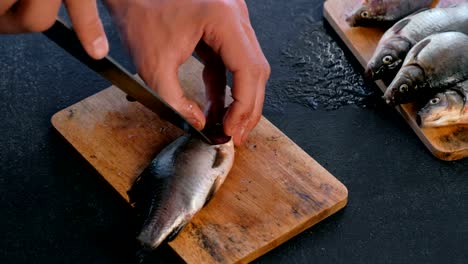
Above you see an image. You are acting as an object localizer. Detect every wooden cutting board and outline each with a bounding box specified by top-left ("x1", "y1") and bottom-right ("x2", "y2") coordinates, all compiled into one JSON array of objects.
[
  {"x1": 52, "y1": 56, "x2": 348, "y2": 263},
  {"x1": 324, "y1": 0, "x2": 468, "y2": 161}
]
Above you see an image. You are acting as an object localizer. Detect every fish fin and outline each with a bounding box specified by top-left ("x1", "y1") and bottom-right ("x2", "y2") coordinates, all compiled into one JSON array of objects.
[
  {"x1": 128, "y1": 163, "x2": 172, "y2": 228},
  {"x1": 409, "y1": 7, "x2": 430, "y2": 16},
  {"x1": 136, "y1": 247, "x2": 153, "y2": 264},
  {"x1": 212, "y1": 147, "x2": 227, "y2": 169},
  {"x1": 204, "y1": 177, "x2": 223, "y2": 206},
  {"x1": 391, "y1": 18, "x2": 410, "y2": 34},
  {"x1": 150, "y1": 136, "x2": 190, "y2": 180},
  {"x1": 411, "y1": 39, "x2": 431, "y2": 61},
  {"x1": 166, "y1": 222, "x2": 187, "y2": 242}
]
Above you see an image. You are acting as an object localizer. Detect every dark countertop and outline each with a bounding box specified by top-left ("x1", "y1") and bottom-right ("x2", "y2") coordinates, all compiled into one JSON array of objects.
[{"x1": 1, "y1": 1, "x2": 467, "y2": 263}]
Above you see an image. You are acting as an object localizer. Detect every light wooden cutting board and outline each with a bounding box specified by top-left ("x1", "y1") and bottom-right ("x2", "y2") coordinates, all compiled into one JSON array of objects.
[
  {"x1": 324, "y1": 0, "x2": 468, "y2": 161},
  {"x1": 52, "y1": 56, "x2": 348, "y2": 263}
]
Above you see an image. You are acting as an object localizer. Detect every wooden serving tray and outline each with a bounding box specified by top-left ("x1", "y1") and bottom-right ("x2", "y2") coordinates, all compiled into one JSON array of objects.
[
  {"x1": 324, "y1": 0, "x2": 468, "y2": 161},
  {"x1": 52, "y1": 56, "x2": 348, "y2": 263}
]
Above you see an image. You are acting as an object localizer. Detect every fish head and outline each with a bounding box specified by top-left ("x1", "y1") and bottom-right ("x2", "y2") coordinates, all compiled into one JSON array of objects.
[
  {"x1": 417, "y1": 90, "x2": 465, "y2": 127},
  {"x1": 346, "y1": 3, "x2": 384, "y2": 27},
  {"x1": 366, "y1": 37, "x2": 411, "y2": 80},
  {"x1": 382, "y1": 65, "x2": 425, "y2": 105}
]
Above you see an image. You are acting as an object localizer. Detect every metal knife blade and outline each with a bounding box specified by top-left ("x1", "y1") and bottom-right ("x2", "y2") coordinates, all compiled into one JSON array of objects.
[{"x1": 43, "y1": 18, "x2": 212, "y2": 144}]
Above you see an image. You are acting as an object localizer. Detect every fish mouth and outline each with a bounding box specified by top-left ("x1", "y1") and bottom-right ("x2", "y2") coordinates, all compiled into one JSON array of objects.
[
  {"x1": 345, "y1": 15, "x2": 357, "y2": 27},
  {"x1": 381, "y1": 94, "x2": 397, "y2": 106},
  {"x1": 364, "y1": 67, "x2": 374, "y2": 79},
  {"x1": 416, "y1": 114, "x2": 424, "y2": 127},
  {"x1": 416, "y1": 115, "x2": 422, "y2": 127}
]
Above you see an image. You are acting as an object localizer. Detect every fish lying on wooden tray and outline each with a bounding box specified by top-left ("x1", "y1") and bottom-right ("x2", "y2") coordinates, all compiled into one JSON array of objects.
[
  {"x1": 128, "y1": 135, "x2": 235, "y2": 251},
  {"x1": 366, "y1": 3, "x2": 468, "y2": 80},
  {"x1": 418, "y1": 80, "x2": 468, "y2": 128},
  {"x1": 346, "y1": 0, "x2": 433, "y2": 27},
  {"x1": 382, "y1": 32, "x2": 468, "y2": 105}
]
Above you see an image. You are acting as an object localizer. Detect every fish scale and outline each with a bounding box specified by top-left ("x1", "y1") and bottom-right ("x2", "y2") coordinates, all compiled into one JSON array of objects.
[
  {"x1": 404, "y1": 33, "x2": 468, "y2": 89},
  {"x1": 128, "y1": 135, "x2": 235, "y2": 251},
  {"x1": 346, "y1": 0, "x2": 433, "y2": 27},
  {"x1": 418, "y1": 80, "x2": 468, "y2": 127},
  {"x1": 367, "y1": 3, "x2": 468, "y2": 80},
  {"x1": 383, "y1": 32, "x2": 468, "y2": 105}
]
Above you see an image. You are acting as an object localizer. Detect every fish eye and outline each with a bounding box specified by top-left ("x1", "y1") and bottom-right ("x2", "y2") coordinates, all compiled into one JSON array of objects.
[
  {"x1": 361, "y1": 11, "x2": 369, "y2": 18},
  {"x1": 430, "y1": 97, "x2": 441, "y2": 105},
  {"x1": 399, "y1": 84, "x2": 409, "y2": 93},
  {"x1": 382, "y1": 55, "x2": 393, "y2": 65}
]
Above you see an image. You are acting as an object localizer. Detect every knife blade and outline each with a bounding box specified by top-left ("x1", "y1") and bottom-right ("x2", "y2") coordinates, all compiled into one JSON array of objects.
[{"x1": 43, "y1": 18, "x2": 212, "y2": 144}]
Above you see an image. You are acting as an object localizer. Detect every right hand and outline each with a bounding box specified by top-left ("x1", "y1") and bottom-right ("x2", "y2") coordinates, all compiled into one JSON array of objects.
[
  {"x1": 105, "y1": 0, "x2": 271, "y2": 146},
  {"x1": 0, "y1": 0, "x2": 109, "y2": 60}
]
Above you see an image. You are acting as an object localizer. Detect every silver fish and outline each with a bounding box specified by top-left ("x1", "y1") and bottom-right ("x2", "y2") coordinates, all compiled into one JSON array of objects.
[
  {"x1": 383, "y1": 32, "x2": 468, "y2": 105},
  {"x1": 130, "y1": 135, "x2": 235, "y2": 249},
  {"x1": 366, "y1": 4, "x2": 468, "y2": 80},
  {"x1": 418, "y1": 80, "x2": 468, "y2": 128},
  {"x1": 346, "y1": 0, "x2": 433, "y2": 27}
]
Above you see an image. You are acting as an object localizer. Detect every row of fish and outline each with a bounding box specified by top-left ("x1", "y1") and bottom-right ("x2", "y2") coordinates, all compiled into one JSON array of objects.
[{"x1": 349, "y1": 1, "x2": 468, "y2": 127}]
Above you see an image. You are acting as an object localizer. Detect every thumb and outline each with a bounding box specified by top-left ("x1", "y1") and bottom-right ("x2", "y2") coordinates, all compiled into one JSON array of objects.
[
  {"x1": 65, "y1": 0, "x2": 108, "y2": 59},
  {"x1": 143, "y1": 65, "x2": 206, "y2": 130}
]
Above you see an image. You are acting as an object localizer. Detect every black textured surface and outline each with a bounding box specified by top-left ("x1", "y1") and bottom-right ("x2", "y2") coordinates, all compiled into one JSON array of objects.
[{"x1": 1, "y1": 1, "x2": 467, "y2": 263}]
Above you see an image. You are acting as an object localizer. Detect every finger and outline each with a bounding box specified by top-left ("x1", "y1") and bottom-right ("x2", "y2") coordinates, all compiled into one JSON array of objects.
[
  {"x1": 64, "y1": 0, "x2": 108, "y2": 59},
  {"x1": 224, "y1": 68, "x2": 265, "y2": 146},
  {"x1": 241, "y1": 80, "x2": 265, "y2": 143},
  {"x1": 141, "y1": 62, "x2": 206, "y2": 130},
  {"x1": 0, "y1": 0, "x2": 61, "y2": 33},
  {"x1": 0, "y1": 0, "x2": 17, "y2": 15},
  {"x1": 239, "y1": 26, "x2": 269, "y2": 143},
  {"x1": 204, "y1": 20, "x2": 269, "y2": 145},
  {"x1": 195, "y1": 41, "x2": 227, "y2": 125}
]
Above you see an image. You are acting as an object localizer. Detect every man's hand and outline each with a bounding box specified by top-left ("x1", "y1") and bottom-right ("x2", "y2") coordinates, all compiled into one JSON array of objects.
[
  {"x1": 0, "y1": 0, "x2": 108, "y2": 60},
  {"x1": 105, "y1": 0, "x2": 270, "y2": 146}
]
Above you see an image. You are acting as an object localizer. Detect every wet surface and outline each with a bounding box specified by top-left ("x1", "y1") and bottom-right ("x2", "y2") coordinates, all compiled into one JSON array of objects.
[
  {"x1": 1, "y1": 1, "x2": 468, "y2": 264},
  {"x1": 275, "y1": 21, "x2": 373, "y2": 110}
]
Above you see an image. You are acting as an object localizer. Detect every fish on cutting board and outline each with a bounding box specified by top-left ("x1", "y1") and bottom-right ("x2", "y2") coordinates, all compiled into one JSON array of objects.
[
  {"x1": 418, "y1": 80, "x2": 468, "y2": 128},
  {"x1": 346, "y1": 0, "x2": 433, "y2": 27},
  {"x1": 366, "y1": 3, "x2": 468, "y2": 80},
  {"x1": 382, "y1": 32, "x2": 468, "y2": 105},
  {"x1": 128, "y1": 135, "x2": 235, "y2": 251}
]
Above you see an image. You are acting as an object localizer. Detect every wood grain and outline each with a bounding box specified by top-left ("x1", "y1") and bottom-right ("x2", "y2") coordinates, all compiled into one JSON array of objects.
[
  {"x1": 52, "y1": 56, "x2": 348, "y2": 263},
  {"x1": 323, "y1": 0, "x2": 468, "y2": 161}
]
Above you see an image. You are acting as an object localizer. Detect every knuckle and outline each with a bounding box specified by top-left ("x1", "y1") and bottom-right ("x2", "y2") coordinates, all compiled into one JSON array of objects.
[
  {"x1": 237, "y1": 111, "x2": 251, "y2": 123},
  {"x1": 261, "y1": 59, "x2": 271, "y2": 79},
  {"x1": 247, "y1": 59, "x2": 271, "y2": 80},
  {"x1": 251, "y1": 113, "x2": 262, "y2": 126},
  {"x1": 207, "y1": 0, "x2": 237, "y2": 15}
]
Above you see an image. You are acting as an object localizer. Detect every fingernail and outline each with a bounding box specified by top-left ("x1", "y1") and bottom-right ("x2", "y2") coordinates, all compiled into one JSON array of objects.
[
  {"x1": 92, "y1": 36, "x2": 109, "y2": 59},
  {"x1": 188, "y1": 118, "x2": 202, "y2": 130}
]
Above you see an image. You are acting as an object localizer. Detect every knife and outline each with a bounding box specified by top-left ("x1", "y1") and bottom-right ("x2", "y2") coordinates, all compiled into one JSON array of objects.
[{"x1": 43, "y1": 18, "x2": 213, "y2": 144}]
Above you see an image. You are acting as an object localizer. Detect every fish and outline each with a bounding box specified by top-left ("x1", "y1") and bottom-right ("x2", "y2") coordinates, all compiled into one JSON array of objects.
[
  {"x1": 366, "y1": 3, "x2": 468, "y2": 80},
  {"x1": 382, "y1": 32, "x2": 468, "y2": 105},
  {"x1": 418, "y1": 80, "x2": 468, "y2": 128},
  {"x1": 346, "y1": 0, "x2": 433, "y2": 27},
  {"x1": 128, "y1": 135, "x2": 235, "y2": 250}
]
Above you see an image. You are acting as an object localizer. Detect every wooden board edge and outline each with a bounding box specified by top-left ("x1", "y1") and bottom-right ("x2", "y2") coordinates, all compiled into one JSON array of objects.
[
  {"x1": 323, "y1": 2, "x2": 367, "y2": 66},
  {"x1": 323, "y1": 3, "x2": 467, "y2": 161},
  {"x1": 241, "y1": 195, "x2": 348, "y2": 264},
  {"x1": 51, "y1": 97, "x2": 350, "y2": 263},
  {"x1": 375, "y1": 83, "x2": 466, "y2": 161}
]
